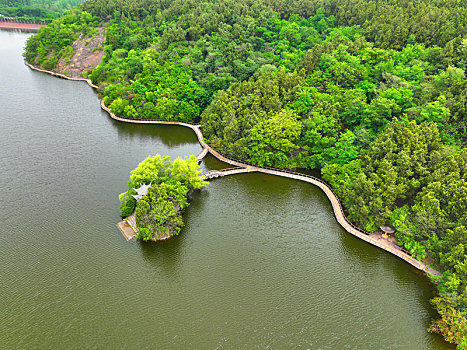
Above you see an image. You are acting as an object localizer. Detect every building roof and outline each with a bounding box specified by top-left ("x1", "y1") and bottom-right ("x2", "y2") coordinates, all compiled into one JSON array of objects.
[
  {"x1": 131, "y1": 183, "x2": 151, "y2": 201},
  {"x1": 380, "y1": 226, "x2": 395, "y2": 234}
]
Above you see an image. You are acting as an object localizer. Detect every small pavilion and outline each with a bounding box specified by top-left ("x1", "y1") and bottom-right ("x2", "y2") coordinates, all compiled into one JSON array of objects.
[{"x1": 380, "y1": 225, "x2": 395, "y2": 239}]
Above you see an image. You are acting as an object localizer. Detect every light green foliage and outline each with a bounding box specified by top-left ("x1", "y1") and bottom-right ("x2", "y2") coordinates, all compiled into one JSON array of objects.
[
  {"x1": 301, "y1": 112, "x2": 339, "y2": 168},
  {"x1": 328, "y1": 130, "x2": 359, "y2": 165},
  {"x1": 101, "y1": 49, "x2": 208, "y2": 122},
  {"x1": 24, "y1": 8, "x2": 99, "y2": 69},
  {"x1": 127, "y1": 154, "x2": 170, "y2": 188},
  {"x1": 416, "y1": 97, "x2": 451, "y2": 124},
  {"x1": 460, "y1": 337, "x2": 467, "y2": 350},
  {"x1": 244, "y1": 110, "x2": 302, "y2": 168},
  {"x1": 120, "y1": 155, "x2": 207, "y2": 241},
  {"x1": 83, "y1": 6, "x2": 338, "y2": 122},
  {"x1": 202, "y1": 23, "x2": 466, "y2": 177},
  {"x1": 170, "y1": 157, "x2": 207, "y2": 190}
]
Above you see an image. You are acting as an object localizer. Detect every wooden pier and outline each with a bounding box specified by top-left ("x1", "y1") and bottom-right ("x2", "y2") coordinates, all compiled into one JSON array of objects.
[
  {"x1": 196, "y1": 147, "x2": 209, "y2": 161},
  {"x1": 116, "y1": 214, "x2": 137, "y2": 241},
  {"x1": 203, "y1": 167, "x2": 254, "y2": 179}
]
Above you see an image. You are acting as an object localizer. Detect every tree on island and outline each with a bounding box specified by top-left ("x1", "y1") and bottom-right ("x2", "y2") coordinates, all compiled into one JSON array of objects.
[{"x1": 119, "y1": 154, "x2": 208, "y2": 241}]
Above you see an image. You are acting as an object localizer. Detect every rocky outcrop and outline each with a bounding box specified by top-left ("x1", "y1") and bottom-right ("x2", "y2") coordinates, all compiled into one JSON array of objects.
[{"x1": 56, "y1": 29, "x2": 105, "y2": 78}]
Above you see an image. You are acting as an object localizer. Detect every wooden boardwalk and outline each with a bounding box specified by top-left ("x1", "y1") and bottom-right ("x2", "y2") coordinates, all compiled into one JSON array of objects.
[
  {"x1": 196, "y1": 147, "x2": 209, "y2": 161},
  {"x1": 25, "y1": 62, "x2": 99, "y2": 88},
  {"x1": 25, "y1": 61, "x2": 441, "y2": 276},
  {"x1": 117, "y1": 214, "x2": 138, "y2": 241},
  {"x1": 99, "y1": 108, "x2": 440, "y2": 274}
]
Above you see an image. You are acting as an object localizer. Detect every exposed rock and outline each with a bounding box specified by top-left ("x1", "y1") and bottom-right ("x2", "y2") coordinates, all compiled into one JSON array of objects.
[{"x1": 56, "y1": 29, "x2": 105, "y2": 78}]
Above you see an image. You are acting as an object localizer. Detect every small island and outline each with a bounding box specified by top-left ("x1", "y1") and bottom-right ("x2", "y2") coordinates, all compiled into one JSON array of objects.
[{"x1": 119, "y1": 154, "x2": 208, "y2": 241}]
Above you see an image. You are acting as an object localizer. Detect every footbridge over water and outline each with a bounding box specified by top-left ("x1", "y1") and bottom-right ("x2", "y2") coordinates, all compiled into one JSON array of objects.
[
  {"x1": 196, "y1": 147, "x2": 209, "y2": 161},
  {"x1": 203, "y1": 167, "x2": 255, "y2": 179}
]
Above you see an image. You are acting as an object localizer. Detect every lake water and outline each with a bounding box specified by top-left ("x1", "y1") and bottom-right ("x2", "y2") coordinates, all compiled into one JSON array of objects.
[{"x1": 0, "y1": 30, "x2": 452, "y2": 349}]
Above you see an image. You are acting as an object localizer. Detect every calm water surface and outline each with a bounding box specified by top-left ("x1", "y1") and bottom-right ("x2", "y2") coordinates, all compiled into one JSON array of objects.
[{"x1": 0, "y1": 31, "x2": 451, "y2": 349}]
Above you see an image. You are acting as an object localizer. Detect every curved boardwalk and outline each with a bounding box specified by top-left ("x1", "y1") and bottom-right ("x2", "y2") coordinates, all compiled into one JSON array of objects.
[{"x1": 25, "y1": 61, "x2": 440, "y2": 276}]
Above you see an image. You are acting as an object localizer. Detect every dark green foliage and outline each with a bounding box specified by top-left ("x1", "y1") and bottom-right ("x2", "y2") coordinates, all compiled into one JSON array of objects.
[
  {"x1": 86, "y1": 6, "x2": 337, "y2": 122},
  {"x1": 119, "y1": 194, "x2": 136, "y2": 218},
  {"x1": 201, "y1": 68, "x2": 306, "y2": 166},
  {"x1": 0, "y1": 0, "x2": 81, "y2": 21},
  {"x1": 203, "y1": 33, "x2": 465, "y2": 172},
  {"x1": 328, "y1": 0, "x2": 467, "y2": 49},
  {"x1": 344, "y1": 120, "x2": 443, "y2": 230},
  {"x1": 135, "y1": 185, "x2": 185, "y2": 240},
  {"x1": 79, "y1": 0, "x2": 466, "y2": 49},
  {"x1": 429, "y1": 297, "x2": 467, "y2": 346},
  {"x1": 326, "y1": 122, "x2": 467, "y2": 346}
]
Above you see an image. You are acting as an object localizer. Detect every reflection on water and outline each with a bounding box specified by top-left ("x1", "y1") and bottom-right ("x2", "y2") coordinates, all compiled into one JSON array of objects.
[
  {"x1": 138, "y1": 236, "x2": 185, "y2": 277},
  {"x1": 113, "y1": 119, "x2": 200, "y2": 147}
]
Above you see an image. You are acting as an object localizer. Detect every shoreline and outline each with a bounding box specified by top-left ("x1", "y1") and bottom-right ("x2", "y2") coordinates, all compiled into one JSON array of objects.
[
  {"x1": 24, "y1": 61, "x2": 98, "y2": 88},
  {"x1": 25, "y1": 61, "x2": 440, "y2": 277}
]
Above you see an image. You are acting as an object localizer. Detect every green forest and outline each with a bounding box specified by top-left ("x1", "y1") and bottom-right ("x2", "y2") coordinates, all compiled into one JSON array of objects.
[
  {"x1": 24, "y1": 0, "x2": 467, "y2": 346},
  {"x1": 119, "y1": 155, "x2": 207, "y2": 241},
  {"x1": 0, "y1": 0, "x2": 81, "y2": 21}
]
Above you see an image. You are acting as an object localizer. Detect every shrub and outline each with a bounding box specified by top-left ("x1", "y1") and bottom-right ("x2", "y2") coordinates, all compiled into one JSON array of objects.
[{"x1": 120, "y1": 195, "x2": 136, "y2": 218}]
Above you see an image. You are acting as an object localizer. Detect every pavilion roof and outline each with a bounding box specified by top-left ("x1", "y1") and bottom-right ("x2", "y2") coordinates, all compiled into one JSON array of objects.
[
  {"x1": 131, "y1": 183, "x2": 151, "y2": 201},
  {"x1": 380, "y1": 226, "x2": 395, "y2": 234}
]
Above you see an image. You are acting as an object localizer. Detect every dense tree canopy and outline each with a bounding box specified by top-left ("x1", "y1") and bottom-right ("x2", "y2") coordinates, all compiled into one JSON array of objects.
[
  {"x1": 0, "y1": 0, "x2": 81, "y2": 21},
  {"x1": 24, "y1": 10, "x2": 99, "y2": 69}
]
